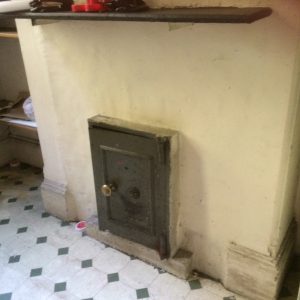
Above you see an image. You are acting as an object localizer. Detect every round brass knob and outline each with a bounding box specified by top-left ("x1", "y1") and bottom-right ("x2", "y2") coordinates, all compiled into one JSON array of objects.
[{"x1": 101, "y1": 184, "x2": 116, "y2": 197}]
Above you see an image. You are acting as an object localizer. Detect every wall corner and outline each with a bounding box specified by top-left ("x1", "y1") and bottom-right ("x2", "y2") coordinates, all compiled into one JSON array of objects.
[
  {"x1": 224, "y1": 222, "x2": 296, "y2": 300},
  {"x1": 41, "y1": 178, "x2": 77, "y2": 221}
]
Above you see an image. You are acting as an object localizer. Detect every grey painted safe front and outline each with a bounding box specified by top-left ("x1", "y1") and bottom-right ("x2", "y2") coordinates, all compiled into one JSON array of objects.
[{"x1": 88, "y1": 116, "x2": 175, "y2": 258}]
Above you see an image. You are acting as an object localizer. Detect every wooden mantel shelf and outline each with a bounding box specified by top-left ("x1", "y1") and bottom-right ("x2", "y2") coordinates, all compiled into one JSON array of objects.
[{"x1": 0, "y1": 7, "x2": 272, "y2": 24}]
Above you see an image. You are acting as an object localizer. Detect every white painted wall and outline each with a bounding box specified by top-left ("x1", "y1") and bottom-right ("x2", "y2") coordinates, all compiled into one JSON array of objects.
[
  {"x1": 269, "y1": 39, "x2": 300, "y2": 256},
  {"x1": 16, "y1": 4, "x2": 300, "y2": 281},
  {"x1": 271, "y1": 0, "x2": 300, "y2": 255},
  {"x1": 17, "y1": 24, "x2": 67, "y2": 186}
]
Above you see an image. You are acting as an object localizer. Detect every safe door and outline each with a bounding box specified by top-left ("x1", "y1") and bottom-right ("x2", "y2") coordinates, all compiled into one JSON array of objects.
[{"x1": 89, "y1": 119, "x2": 171, "y2": 258}]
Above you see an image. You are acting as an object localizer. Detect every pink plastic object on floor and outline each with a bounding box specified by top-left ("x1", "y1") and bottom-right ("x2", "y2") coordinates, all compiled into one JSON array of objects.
[{"x1": 75, "y1": 221, "x2": 87, "y2": 231}]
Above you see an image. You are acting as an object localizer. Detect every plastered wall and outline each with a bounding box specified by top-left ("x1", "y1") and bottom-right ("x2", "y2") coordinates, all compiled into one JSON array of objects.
[
  {"x1": 274, "y1": 0, "x2": 300, "y2": 257},
  {"x1": 16, "y1": 6, "x2": 300, "y2": 280},
  {"x1": 0, "y1": 39, "x2": 29, "y2": 101}
]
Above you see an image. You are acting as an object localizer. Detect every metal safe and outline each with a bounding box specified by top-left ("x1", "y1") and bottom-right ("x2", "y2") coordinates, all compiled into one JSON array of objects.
[{"x1": 88, "y1": 115, "x2": 174, "y2": 259}]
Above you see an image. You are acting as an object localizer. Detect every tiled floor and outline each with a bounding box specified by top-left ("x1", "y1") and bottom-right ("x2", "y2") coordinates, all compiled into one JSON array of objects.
[{"x1": 0, "y1": 164, "x2": 252, "y2": 300}]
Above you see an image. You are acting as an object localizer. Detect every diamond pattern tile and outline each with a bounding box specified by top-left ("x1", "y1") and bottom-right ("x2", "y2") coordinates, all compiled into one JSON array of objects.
[
  {"x1": 8, "y1": 198, "x2": 17, "y2": 203},
  {"x1": 0, "y1": 219, "x2": 10, "y2": 225},
  {"x1": 81, "y1": 259, "x2": 93, "y2": 268},
  {"x1": 69, "y1": 236, "x2": 105, "y2": 261},
  {"x1": 37, "y1": 236, "x2": 47, "y2": 244},
  {"x1": 13, "y1": 276, "x2": 53, "y2": 300},
  {"x1": 21, "y1": 243, "x2": 57, "y2": 269},
  {"x1": 17, "y1": 227, "x2": 28, "y2": 234},
  {"x1": 68, "y1": 268, "x2": 106, "y2": 299},
  {"x1": 119, "y1": 259, "x2": 158, "y2": 289},
  {"x1": 30, "y1": 268, "x2": 43, "y2": 277},
  {"x1": 2, "y1": 232, "x2": 35, "y2": 255},
  {"x1": 107, "y1": 273, "x2": 119, "y2": 283},
  {"x1": 94, "y1": 281, "x2": 135, "y2": 300},
  {"x1": 136, "y1": 288, "x2": 149, "y2": 299},
  {"x1": 186, "y1": 288, "x2": 222, "y2": 300},
  {"x1": 48, "y1": 292, "x2": 79, "y2": 300},
  {"x1": 0, "y1": 229, "x2": 16, "y2": 246},
  {"x1": 48, "y1": 226, "x2": 81, "y2": 249},
  {"x1": 8, "y1": 255, "x2": 20, "y2": 263},
  {"x1": 93, "y1": 247, "x2": 129, "y2": 273},
  {"x1": 58, "y1": 247, "x2": 69, "y2": 255},
  {"x1": 43, "y1": 256, "x2": 81, "y2": 282},
  {"x1": 54, "y1": 282, "x2": 67, "y2": 292},
  {"x1": 188, "y1": 279, "x2": 202, "y2": 290},
  {"x1": 0, "y1": 267, "x2": 27, "y2": 294},
  {"x1": 149, "y1": 273, "x2": 189, "y2": 299},
  {"x1": 0, "y1": 293, "x2": 12, "y2": 300},
  {"x1": 24, "y1": 205, "x2": 33, "y2": 210},
  {"x1": 200, "y1": 277, "x2": 236, "y2": 298},
  {"x1": 61, "y1": 221, "x2": 70, "y2": 227},
  {"x1": 0, "y1": 165, "x2": 272, "y2": 300}
]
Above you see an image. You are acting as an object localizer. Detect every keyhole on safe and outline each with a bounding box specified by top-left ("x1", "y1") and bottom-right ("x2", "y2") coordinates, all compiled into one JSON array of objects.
[
  {"x1": 129, "y1": 187, "x2": 140, "y2": 200},
  {"x1": 123, "y1": 187, "x2": 142, "y2": 217}
]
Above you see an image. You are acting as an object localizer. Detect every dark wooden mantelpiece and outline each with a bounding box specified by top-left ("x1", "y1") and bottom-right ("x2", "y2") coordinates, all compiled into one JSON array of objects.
[{"x1": 0, "y1": 7, "x2": 272, "y2": 24}]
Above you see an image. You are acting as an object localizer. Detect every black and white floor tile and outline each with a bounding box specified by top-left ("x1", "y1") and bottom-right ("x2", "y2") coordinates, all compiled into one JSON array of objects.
[{"x1": 1, "y1": 164, "x2": 294, "y2": 300}]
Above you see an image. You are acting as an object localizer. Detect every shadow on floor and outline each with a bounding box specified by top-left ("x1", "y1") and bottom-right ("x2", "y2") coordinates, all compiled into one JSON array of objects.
[{"x1": 279, "y1": 255, "x2": 300, "y2": 300}]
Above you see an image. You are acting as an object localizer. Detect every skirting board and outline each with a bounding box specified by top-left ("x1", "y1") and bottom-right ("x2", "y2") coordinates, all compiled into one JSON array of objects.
[
  {"x1": 224, "y1": 222, "x2": 296, "y2": 300},
  {"x1": 41, "y1": 178, "x2": 77, "y2": 220}
]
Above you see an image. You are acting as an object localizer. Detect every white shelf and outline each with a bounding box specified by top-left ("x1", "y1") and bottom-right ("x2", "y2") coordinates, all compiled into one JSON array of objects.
[
  {"x1": 0, "y1": 117, "x2": 37, "y2": 128},
  {"x1": 0, "y1": 31, "x2": 18, "y2": 38}
]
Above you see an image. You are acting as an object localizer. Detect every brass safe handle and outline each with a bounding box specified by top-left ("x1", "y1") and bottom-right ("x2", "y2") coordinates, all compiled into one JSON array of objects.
[{"x1": 101, "y1": 184, "x2": 116, "y2": 197}]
